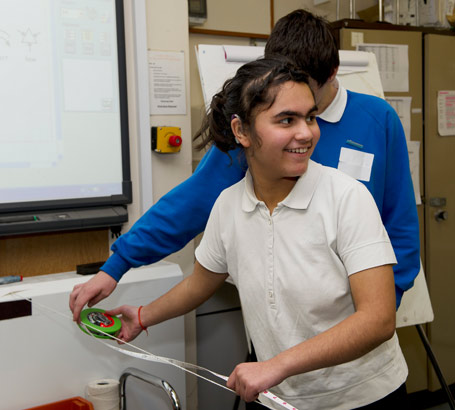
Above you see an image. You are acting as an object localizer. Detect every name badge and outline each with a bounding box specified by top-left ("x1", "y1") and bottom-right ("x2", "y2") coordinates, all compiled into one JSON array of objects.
[{"x1": 337, "y1": 147, "x2": 374, "y2": 182}]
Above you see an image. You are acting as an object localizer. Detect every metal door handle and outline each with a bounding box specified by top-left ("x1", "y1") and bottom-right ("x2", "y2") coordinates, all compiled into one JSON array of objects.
[{"x1": 434, "y1": 210, "x2": 448, "y2": 222}]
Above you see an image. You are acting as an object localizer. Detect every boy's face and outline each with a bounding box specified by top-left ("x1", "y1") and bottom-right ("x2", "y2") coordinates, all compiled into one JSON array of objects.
[
  {"x1": 238, "y1": 81, "x2": 320, "y2": 183},
  {"x1": 308, "y1": 68, "x2": 339, "y2": 115},
  {"x1": 308, "y1": 77, "x2": 324, "y2": 109}
]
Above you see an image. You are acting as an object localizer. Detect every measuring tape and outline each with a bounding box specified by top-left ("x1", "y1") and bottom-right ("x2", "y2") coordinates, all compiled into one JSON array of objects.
[
  {"x1": 9, "y1": 293, "x2": 298, "y2": 410},
  {"x1": 78, "y1": 308, "x2": 122, "y2": 339},
  {"x1": 78, "y1": 313, "x2": 298, "y2": 410}
]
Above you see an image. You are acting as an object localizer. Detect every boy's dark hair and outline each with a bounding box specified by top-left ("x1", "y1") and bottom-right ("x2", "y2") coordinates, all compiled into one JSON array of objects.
[
  {"x1": 194, "y1": 58, "x2": 310, "y2": 153},
  {"x1": 265, "y1": 9, "x2": 339, "y2": 86}
]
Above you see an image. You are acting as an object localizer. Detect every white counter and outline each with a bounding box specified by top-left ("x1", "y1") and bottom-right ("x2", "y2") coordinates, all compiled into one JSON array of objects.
[{"x1": 0, "y1": 262, "x2": 186, "y2": 410}]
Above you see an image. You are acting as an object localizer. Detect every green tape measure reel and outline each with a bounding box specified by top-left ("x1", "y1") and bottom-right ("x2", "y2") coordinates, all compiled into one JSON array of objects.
[{"x1": 78, "y1": 308, "x2": 121, "y2": 339}]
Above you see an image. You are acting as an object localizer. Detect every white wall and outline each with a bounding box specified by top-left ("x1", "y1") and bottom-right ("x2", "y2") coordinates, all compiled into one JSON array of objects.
[
  {"x1": 123, "y1": 1, "x2": 197, "y2": 408},
  {"x1": 123, "y1": 0, "x2": 194, "y2": 276},
  {"x1": 147, "y1": 0, "x2": 195, "y2": 278}
]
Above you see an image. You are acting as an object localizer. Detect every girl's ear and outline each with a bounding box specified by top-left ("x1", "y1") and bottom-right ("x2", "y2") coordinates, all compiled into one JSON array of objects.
[{"x1": 231, "y1": 117, "x2": 251, "y2": 148}]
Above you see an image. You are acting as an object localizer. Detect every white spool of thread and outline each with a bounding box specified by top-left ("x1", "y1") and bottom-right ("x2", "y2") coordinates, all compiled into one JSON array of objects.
[{"x1": 86, "y1": 379, "x2": 120, "y2": 410}]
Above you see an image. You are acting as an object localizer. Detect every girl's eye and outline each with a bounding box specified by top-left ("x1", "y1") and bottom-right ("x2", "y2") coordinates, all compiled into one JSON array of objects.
[{"x1": 280, "y1": 117, "x2": 292, "y2": 125}]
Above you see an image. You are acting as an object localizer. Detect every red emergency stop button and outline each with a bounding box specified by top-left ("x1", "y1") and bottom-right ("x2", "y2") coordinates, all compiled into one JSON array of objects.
[{"x1": 169, "y1": 135, "x2": 182, "y2": 147}]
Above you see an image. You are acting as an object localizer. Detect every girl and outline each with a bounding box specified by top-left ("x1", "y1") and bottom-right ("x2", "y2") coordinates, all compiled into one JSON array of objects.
[{"x1": 107, "y1": 59, "x2": 408, "y2": 410}]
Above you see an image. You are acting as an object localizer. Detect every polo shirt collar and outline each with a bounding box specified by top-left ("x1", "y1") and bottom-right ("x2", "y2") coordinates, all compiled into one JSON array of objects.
[
  {"x1": 242, "y1": 171, "x2": 258, "y2": 212},
  {"x1": 242, "y1": 160, "x2": 322, "y2": 212},
  {"x1": 317, "y1": 82, "x2": 347, "y2": 123}
]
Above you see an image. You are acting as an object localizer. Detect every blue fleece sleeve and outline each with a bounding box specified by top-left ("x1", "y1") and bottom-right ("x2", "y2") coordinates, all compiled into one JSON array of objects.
[
  {"x1": 383, "y1": 108, "x2": 421, "y2": 309},
  {"x1": 101, "y1": 146, "x2": 246, "y2": 281}
]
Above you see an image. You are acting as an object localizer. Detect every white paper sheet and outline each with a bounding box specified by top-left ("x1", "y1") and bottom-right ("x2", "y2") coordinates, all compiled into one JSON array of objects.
[
  {"x1": 386, "y1": 96, "x2": 412, "y2": 141},
  {"x1": 148, "y1": 50, "x2": 186, "y2": 115},
  {"x1": 337, "y1": 147, "x2": 374, "y2": 182},
  {"x1": 407, "y1": 140, "x2": 422, "y2": 205},
  {"x1": 356, "y1": 43, "x2": 409, "y2": 92},
  {"x1": 196, "y1": 44, "x2": 245, "y2": 107},
  {"x1": 396, "y1": 260, "x2": 434, "y2": 327},
  {"x1": 419, "y1": 0, "x2": 440, "y2": 25},
  {"x1": 337, "y1": 52, "x2": 384, "y2": 99},
  {"x1": 437, "y1": 90, "x2": 455, "y2": 136}
]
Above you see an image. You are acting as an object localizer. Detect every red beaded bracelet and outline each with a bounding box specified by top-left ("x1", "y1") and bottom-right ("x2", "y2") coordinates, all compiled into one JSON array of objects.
[{"x1": 138, "y1": 305, "x2": 148, "y2": 335}]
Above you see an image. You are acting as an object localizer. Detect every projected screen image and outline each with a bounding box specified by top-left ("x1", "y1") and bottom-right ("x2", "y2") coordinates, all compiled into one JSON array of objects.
[{"x1": 0, "y1": 0, "x2": 129, "y2": 209}]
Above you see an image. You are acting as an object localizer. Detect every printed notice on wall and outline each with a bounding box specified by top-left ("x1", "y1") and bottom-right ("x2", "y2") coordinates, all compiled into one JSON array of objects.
[
  {"x1": 438, "y1": 91, "x2": 455, "y2": 136},
  {"x1": 386, "y1": 96, "x2": 412, "y2": 141},
  {"x1": 407, "y1": 140, "x2": 422, "y2": 206},
  {"x1": 149, "y1": 50, "x2": 186, "y2": 115},
  {"x1": 356, "y1": 43, "x2": 409, "y2": 92}
]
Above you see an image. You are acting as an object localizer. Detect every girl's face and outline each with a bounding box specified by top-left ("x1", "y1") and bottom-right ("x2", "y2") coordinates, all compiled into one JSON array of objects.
[{"x1": 235, "y1": 81, "x2": 320, "y2": 184}]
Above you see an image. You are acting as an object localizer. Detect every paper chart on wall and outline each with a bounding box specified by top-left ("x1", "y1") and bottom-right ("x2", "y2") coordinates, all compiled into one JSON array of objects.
[
  {"x1": 437, "y1": 90, "x2": 455, "y2": 136},
  {"x1": 407, "y1": 140, "x2": 422, "y2": 206},
  {"x1": 356, "y1": 43, "x2": 409, "y2": 92},
  {"x1": 148, "y1": 50, "x2": 186, "y2": 115},
  {"x1": 386, "y1": 96, "x2": 412, "y2": 141}
]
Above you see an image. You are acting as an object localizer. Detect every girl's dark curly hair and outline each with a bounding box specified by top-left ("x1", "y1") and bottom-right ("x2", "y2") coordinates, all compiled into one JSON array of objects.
[{"x1": 194, "y1": 57, "x2": 310, "y2": 154}]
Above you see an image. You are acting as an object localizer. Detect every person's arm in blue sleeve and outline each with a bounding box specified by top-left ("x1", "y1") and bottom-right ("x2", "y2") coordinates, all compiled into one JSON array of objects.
[
  {"x1": 103, "y1": 145, "x2": 246, "y2": 280},
  {"x1": 69, "y1": 145, "x2": 246, "y2": 321},
  {"x1": 383, "y1": 108, "x2": 421, "y2": 309}
]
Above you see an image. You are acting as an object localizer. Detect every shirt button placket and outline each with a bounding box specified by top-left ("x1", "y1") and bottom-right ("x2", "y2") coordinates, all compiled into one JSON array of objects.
[{"x1": 267, "y1": 213, "x2": 275, "y2": 307}]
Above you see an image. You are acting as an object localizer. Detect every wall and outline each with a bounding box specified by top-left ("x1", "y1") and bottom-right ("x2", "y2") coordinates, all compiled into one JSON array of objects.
[
  {"x1": 189, "y1": 0, "x2": 380, "y2": 163},
  {"x1": 145, "y1": 1, "x2": 194, "y2": 277},
  {"x1": 194, "y1": 0, "x2": 380, "y2": 32},
  {"x1": 273, "y1": 0, "x2": 379, "y2": 21},
  {"x1": 139, "y1": 0, "x2": 197, "y2": 408},
  {"x1": 121, "y1": 0, "x2": 194, "y2": 276}
]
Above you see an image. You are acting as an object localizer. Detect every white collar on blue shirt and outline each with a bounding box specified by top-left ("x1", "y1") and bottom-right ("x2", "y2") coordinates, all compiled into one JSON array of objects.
[
  {"x1": 317, "y1": 82, "x2": 347, "y2": 123},
  {"x1": 242, "y1": 161, "x2": 322, "y2": 212}
]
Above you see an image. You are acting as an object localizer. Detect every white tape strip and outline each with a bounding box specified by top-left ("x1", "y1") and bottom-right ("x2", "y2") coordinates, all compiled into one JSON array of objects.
[{"x1": 13, "y1": 294, "x2": 298, "y2": 410}]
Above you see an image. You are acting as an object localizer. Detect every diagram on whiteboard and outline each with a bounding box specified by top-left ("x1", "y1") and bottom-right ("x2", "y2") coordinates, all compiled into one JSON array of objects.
[{"x1": 18, "y1": 27, "x2": 40, "y2": 53}]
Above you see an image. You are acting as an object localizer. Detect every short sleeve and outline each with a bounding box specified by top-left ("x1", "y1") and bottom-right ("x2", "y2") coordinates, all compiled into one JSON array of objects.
[
  {"x1": 337, "y1": 181, "x2": 397, "y2": 275},
  {"x1": 195, "y1": 196, "x2": 229, "y2": 274}
]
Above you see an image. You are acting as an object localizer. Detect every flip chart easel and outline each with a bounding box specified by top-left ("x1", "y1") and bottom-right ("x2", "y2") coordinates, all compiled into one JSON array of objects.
[{"x1": 195, "y1": 44, "x2": 385, "y2": 107}]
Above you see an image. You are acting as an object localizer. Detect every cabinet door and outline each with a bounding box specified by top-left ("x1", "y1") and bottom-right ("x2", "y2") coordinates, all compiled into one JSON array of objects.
[
  {"x1": 338, "y1": 27, "x2": 427, "y2": 393},
  {"x1": 338, "y1": 29, "x2": 424, "y2": 240},
  {"x1": 424, "y1": 33, "x2": 455, "y2": 390},
  {"x1": 197, "y1": 309, "x2": 248, "y2": 410}
]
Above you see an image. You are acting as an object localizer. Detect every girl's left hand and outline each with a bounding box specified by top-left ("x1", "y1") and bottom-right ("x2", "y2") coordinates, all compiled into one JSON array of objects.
[{"x1": 105, "y1": 305, "x2": 143, "y2": 344}]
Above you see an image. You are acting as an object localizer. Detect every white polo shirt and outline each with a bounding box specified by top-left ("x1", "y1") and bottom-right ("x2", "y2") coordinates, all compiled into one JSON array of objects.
[{"x1": 195, "y1": 160, "x2": 407, "y2": 410}]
